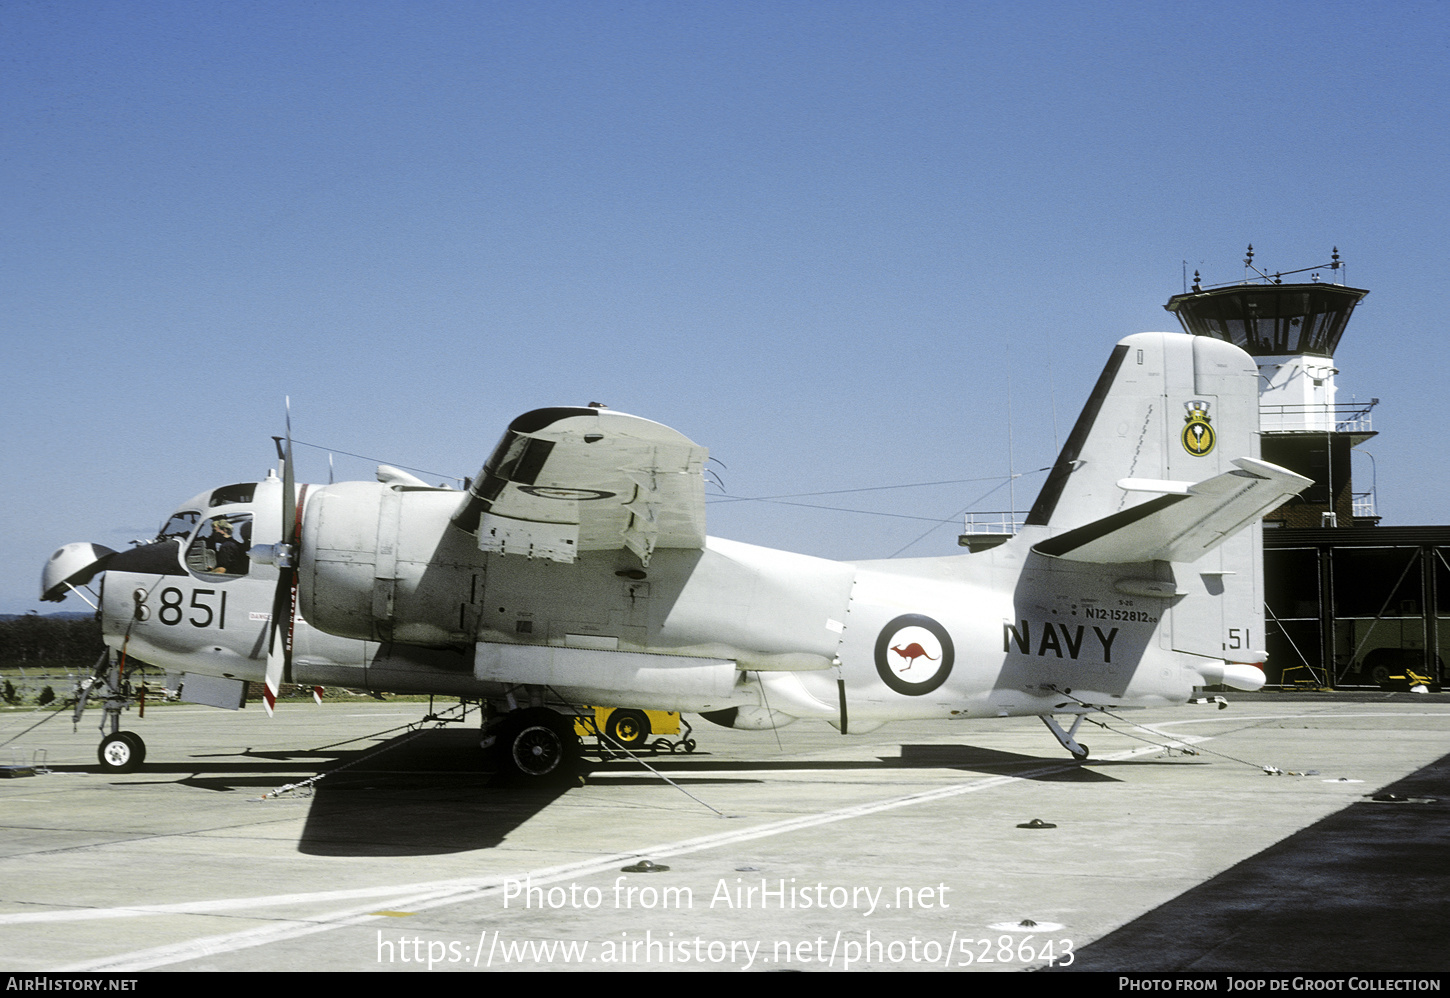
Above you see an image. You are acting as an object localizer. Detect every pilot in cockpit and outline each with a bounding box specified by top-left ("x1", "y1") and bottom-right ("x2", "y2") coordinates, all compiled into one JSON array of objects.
[
  {"x1": 200, "y1": 516, "x2": 251, "y2": 575},
  {"x1": 210, "y1": 519, "x2": 246, "y2": 574}
]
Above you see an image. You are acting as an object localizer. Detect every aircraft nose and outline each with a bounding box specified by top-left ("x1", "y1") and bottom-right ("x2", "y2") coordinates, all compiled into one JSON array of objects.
[{"x1": 40, "y1": 542, "x2": 117, "y2": 602}]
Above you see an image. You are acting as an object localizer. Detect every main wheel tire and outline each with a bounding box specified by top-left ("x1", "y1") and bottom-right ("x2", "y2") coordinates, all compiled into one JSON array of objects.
[
  {"x1": 498, "y1": 709, "x2": 579, "y2": 783},
  {"x1": 605, "y1": 709, "x2": 650, "y2": 750},
  {"x1": 98, "y1": 733, "x2": 140, "y2": 773}
]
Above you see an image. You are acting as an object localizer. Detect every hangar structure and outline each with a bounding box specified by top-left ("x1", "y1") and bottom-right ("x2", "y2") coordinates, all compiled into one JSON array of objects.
[{"x1": 1163, "y1": 252, "x2": 1448, "y2": 690}]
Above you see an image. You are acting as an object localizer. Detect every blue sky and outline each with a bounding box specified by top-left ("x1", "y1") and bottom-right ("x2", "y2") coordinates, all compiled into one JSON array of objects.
[{"x1": 4, "y1": 0, "x2": 1447, "y2": 613}]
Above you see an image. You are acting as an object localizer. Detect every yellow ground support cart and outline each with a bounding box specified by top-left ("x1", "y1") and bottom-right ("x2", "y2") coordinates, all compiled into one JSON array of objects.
[{"x1": 574, "y1": 707, "x2": 696, "y2": 753}]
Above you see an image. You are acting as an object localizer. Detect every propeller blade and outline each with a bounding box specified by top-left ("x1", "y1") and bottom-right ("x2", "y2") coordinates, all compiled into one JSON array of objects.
[
  {"x1": 264, "y1": 399, "x2": 301, "y2": 717},
  {"x1": 281, "y1": 398, "x2": 296, "y2": 547},
  {"x1": 263, "y1": 568, "x2": 290, "y2": 717}
]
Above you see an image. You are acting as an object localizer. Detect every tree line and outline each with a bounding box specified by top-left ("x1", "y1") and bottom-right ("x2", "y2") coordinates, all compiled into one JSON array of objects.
[{"x1": 0, "y1": 613, "x2": 105, "y2": 668}]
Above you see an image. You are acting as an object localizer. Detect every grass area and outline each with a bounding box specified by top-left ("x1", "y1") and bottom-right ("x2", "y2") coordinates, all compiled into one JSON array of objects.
[{"x1": 0, "y1": 665, "x2": 437, "y2": 707}]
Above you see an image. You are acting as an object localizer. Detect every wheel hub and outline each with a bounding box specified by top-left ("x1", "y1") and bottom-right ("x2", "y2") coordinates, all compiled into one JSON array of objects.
[{"x1": 513, "y1": 725, "x2": 563, "y2": 775}]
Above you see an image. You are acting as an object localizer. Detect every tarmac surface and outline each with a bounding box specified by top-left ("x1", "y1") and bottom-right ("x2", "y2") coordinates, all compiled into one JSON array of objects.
[{"x1": 1, "y1": 694, "x2": 1448, "y2": 973}]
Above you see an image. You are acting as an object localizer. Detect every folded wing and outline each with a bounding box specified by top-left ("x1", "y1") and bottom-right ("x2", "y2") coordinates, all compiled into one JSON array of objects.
[{"x1": 452, "y1": 407, "x2": 707, "y2": 566}]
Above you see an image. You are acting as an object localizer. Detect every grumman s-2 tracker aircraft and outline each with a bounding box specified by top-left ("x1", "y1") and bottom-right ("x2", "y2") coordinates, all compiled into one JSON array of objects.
[{"x1": 42, "y1": 331, "x2": 1310, "y2": 782}]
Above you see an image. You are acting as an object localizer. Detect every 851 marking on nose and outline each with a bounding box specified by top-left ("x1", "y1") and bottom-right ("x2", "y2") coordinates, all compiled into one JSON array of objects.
[{"x1": 155, "y1": 587, "x2": 227, "y2": 629}]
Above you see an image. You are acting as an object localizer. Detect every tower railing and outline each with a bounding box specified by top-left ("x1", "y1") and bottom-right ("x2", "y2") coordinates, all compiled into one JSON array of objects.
[
  {"x1": 1259, "y1": 402, "x2": 1375, "y2": 434},
  {"x1": 961, "y1": 511, "x2": 1024, "y2": 536}
]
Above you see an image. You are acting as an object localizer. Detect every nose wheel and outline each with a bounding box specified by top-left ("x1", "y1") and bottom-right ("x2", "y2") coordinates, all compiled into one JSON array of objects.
[{"x1": 98, "y1": 731, "x2": 146, "y2": 773}]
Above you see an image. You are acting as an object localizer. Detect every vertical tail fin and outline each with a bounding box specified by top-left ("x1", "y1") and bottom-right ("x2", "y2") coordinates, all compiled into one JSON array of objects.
[
  {"x1": 1023, "y1": 332, "x2": 1305, "y2": 670},
  {"x1": 1024, "y1": 332, "x2": 1263, "y2": 533}
]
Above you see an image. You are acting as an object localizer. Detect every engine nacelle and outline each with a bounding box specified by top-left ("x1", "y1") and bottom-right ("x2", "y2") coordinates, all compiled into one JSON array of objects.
[{"x1": 299, "y1": 482, "x2": 485, "y2": 646}]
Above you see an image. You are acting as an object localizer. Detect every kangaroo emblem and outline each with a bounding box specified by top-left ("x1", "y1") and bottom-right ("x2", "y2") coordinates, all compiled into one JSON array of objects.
[{"x1": 890, "y1": 642, "x2": 938, "y2": 672}]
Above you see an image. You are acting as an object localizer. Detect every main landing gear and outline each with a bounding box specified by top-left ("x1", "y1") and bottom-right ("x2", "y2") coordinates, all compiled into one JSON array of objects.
[
  {"x1": 479, "y1": 696, "x2": 697, "y2": 783},
  {"x1": 77, "y1": 652, "x2": 148, "y2": 774},
  {"x1": 487, "y1": 707, "x2": 582, "y2": 784}
]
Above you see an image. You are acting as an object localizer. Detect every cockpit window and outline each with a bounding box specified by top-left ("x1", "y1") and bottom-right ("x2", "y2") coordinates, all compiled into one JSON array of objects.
[
  {"x1": 157, "y1": 511, "x2": 200, "y2": 544},
  {"x1": 185, "y1": 514, "x2": 253, "y2": 576},
  {"x1": 208, "y1": 484, "x2": 256, "y2": 508}
]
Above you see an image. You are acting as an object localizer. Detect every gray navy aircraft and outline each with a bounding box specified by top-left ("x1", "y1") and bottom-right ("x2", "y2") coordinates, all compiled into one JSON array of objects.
[{"x1": 42, "y1": 331, "x2": 1310, "y2": 781}]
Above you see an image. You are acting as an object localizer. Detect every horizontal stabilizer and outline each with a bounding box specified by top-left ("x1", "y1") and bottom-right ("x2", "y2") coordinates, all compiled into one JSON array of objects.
[{"x1": 1032, "y1": 458, "x2": 1311, "y2": 564}]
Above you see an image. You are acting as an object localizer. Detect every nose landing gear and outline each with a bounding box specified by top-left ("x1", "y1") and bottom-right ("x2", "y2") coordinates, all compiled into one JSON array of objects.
[{"x1": 77, "y1": 652, "x2": 148, "y2": 774}]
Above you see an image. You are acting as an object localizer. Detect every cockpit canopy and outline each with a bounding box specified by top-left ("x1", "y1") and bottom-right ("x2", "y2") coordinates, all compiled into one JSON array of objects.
[
  {"x1": 43, "y1": 479, "x2": 276, "y2": 601},
  {"x1": 157, "y1": 483, "x2": 261, "y2": 578},
  {"x1": 156, "y1": 511, "x2": 199, "y2": 544}
]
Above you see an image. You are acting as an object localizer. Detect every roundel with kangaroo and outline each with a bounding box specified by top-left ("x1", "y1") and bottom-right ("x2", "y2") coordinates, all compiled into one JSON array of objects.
[{"x1": 874, "y1": 614, "x2": 954, "y2": 696}]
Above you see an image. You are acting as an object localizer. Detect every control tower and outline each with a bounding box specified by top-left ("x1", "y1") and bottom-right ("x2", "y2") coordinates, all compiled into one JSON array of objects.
[{"x1": 1164, "y1": 247, "x2": 1377, "y2": 528}]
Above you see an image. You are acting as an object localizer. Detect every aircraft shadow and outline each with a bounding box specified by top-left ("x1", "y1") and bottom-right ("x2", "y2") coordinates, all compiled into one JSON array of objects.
[
  {"x1": 298, "y1": 736, "x2": 1121, "y2": 855},
  {"x1": 897, "y1": 743, "x2": 1120, "y2": 781},
  {"x1": 297, "y1": 728, "x2": 566, "y2": 857},
  {"x1": 72, "y1": 731, "x2": 1130, "y2": 855},
  {"x1": 584, "y1": 743, "x2": 1123, "y2": 783},
  {"x1": 62, "y1": 727, "x2": 564, "y2": 857}
]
